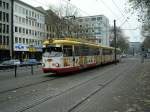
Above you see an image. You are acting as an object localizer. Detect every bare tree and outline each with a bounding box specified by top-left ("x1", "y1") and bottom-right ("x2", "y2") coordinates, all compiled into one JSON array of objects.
[
  {"x1": 45, "y1": 2, "x2": 83, "y2": 38},
  {"x1": 110, "y1": 27, "x2": 129, "y2": 52}
]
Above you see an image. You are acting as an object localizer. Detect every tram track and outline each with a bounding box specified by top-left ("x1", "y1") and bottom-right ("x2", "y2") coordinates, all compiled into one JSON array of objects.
[
  {"x1": 0, "y1": 75, "x2": 57, "y2": 95},
  {"x1": 0, "y1": 63, "x2": 115, "y2": 95},
  {"x1": 68, "y1": 63, "x2": 137, "y2": 112},
  {"x1": 15, "y1": 62, "x2": 132, "y2": 112}
]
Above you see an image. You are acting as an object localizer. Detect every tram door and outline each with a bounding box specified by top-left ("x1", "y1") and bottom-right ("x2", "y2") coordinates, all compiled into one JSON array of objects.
[{"x1": 63, "y1": 45, "x2": 74, "y2": 67}]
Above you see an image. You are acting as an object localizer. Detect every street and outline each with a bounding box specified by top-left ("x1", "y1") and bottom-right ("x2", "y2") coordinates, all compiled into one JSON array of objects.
[{"x1": 0, "y1": 57, "x2": 149, "y2": 112}]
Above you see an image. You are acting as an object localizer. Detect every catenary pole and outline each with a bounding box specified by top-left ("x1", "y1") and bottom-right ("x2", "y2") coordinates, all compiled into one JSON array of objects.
[{"x1": 114, "y1": 20, "x2": 117, "y2": 65}]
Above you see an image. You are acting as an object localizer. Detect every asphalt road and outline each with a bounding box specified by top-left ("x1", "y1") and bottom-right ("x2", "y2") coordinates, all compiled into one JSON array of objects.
[{"x1": 0, "y1": 57, "x2": 149, "y2": 112}]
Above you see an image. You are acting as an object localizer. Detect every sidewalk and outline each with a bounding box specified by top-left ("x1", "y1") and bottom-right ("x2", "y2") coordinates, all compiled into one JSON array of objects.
[{"x1": 0, "y1": 69, "x2": 52, "y2": 93}]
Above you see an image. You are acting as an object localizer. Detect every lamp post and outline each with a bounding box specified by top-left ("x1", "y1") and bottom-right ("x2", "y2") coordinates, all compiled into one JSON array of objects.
[{"x1": 114, "y1": 20, "x2": 117, "y2": 65}]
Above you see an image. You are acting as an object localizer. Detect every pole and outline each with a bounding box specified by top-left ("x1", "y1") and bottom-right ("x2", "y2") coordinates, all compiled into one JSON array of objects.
[
  {"x1": 114, "y1": 20, "x2": 117, "y2": 65},
  {"x1": 10, "y1": 0, "x2": 14, "y2": 59},
  {"x1": 14, "y1": 65, "x2": 17, "y2": 77}
]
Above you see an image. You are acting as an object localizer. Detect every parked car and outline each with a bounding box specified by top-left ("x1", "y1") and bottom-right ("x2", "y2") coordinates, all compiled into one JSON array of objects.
[
  {"x1": 1, "y1": 59, "x2": 20, "y2": 65},
  {"x1": 121, "y1": 54, "x2": 127, "y2": 58},
  {"x1": 24, "y1": 59, "x2": 40, "y2": 64}
]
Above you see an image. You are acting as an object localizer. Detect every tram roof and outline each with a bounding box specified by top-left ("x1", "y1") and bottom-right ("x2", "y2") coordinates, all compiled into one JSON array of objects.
[
  {"x1": 43, "y1": 38, "x2": 119, "y2": 50},
  {"x1": 43, "y1": 39, "x2": 81, "y2": 45}
]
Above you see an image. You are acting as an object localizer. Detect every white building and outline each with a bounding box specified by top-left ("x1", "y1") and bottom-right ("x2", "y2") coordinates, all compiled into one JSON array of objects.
[
  {"x1": 75, "y1": 15, "x2": 110, "y2": 46},
  {"x1": 13, "y1": 0, "x2": 46, "y2": 60},
  {"x1": 0, "y1": 0, "x2": 12, "y2": 60}
]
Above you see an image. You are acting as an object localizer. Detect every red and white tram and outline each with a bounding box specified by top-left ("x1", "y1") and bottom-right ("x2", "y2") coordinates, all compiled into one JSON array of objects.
[{"x1": 42, "y1": 38, "x2": 121, "y2": 74}]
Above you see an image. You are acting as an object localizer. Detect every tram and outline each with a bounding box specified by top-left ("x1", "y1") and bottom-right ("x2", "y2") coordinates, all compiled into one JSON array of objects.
[{"x1": 42, "y1": 38, "x2": 121, "y2": 74}]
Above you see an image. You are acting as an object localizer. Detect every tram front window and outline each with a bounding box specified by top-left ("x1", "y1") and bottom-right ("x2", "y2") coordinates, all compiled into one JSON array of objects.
[{"x1": 43, "y1": 47, "x2": 62, "y2": 57}]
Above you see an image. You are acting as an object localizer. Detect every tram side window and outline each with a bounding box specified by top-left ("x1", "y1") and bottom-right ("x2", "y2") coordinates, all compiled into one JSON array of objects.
[
  {"x1": 79, "y1": 46, "x2": 89, "y2": 56},
  {"x1": 94, "y1": 48, "x2": 100, "y2": 55},
  {"x1": 63, "y1": 46, "x2": 72, "y2": 57},
  {"x1": 43, "y1": 48, "x2": 51, "y2": 53},
  {"x1": 74, "y1": 46, "x2": 80, "y2": 56},
  {"x1": 102, "y1": 49, "x2": 112, "y2": 55},
  {"x1": 42, "y1": 47, "x2": 62, "y2": 57}
]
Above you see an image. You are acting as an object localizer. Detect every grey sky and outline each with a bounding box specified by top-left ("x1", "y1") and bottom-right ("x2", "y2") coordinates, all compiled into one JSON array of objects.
[{"x1": 21, "y1": 0, "x2": 142, "y2": 42}]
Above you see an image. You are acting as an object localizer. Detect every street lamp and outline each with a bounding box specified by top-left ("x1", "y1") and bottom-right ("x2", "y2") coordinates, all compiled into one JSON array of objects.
[{"x1": 114, "y1": 20, "x2": 117, "y2": 65}]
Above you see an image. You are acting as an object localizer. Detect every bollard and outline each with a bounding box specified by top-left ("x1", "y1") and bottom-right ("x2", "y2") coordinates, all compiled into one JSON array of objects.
[
  {"x1": 31, "y1": 64, "x2": 33, "y2": 75},
  {"x1": 14, "y1": 65, "x2": 17, "y2": 77}
]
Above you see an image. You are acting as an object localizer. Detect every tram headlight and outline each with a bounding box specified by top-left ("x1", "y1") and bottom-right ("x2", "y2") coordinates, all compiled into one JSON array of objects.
[
  {"x1": 42, "y1": 63, "x2": 45, "y2": 67},
  {"x1": 52, "y1": 63, "x2": 60, "y2": 67}
]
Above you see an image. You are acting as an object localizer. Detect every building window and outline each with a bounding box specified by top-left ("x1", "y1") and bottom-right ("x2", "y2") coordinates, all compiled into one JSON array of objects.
[
  {"x1": 0, "y1": 35, "x2": 2, "y2": 44},
  {"x1": 23, "y1": 38, "x2": 25, "y2": 44},
  {"x1": 99, "y1": 39, "x2": 101, "y2": 43},
  {"x1": 15, "y1": 26, "x2": 18, "y2": 32},
  {"x1": 15, "y1": 37, "x2": 18, "y2": 43},
  {"x1": 32, "y1": 30, "x2": 34, "y2": 36},
  {"x1": 6, "y1": 3, "x2": 9, "y2": 9},
  {"x1": 32, "y1": 11, "x2": 34, "y2": 17},
  {"x1": 14, "y1": 15, "x2": 18, "y2": 23},
  {"x1": 91, "y1": 17, "x2": 96, "y2": 21},
  {"x1": 97, "y1": 17, "x2": 102, "y2": 20},
  {"x1": 3, "y1": 12, "x2": 5, "y2": 22},
  {"x1": 22, "y1": 8, "x2": 25, "y2": 14},
  {"x1": 26, "y1": 39, "x2": 28, "y2": 44},
  {"x1": 6, "y1": 13, "x2": 9, "y2": 22},
  {"x1": 3, "y1": 24, "x2": 5, "y2": 33},
  {"x1": 0, "y1": 11, "x2": 2, "y2": 21},
  {"x1": 29, "y1": 29, "x2": 31, "y2": 35},
  {"x1": 26, "y1": 29, "x2": 28, "y2": 34},
  {"x1": 35, "y1": 31, "x2": 37, "y2": 36},
  {"x1": 3, "y1": 2, "x2": 5, "y2": 9},
  {"x1": 22, "y1": 28, "x2": 25, "y2": 33},
  {"x1": 19, "y1": 27, "x2": 22, "y2": 33},
  {"x1": 6, "y1": 25, "x2": 9, "y2": 33},
  {"x1": 26, "y1": 10, "x2": 28, "y2": 15},
  {"x1": 19, "y1": 17, "x2": 21, "y2": 23},
  {"x1": 3, "y1": 36, "x2": 5, "y2": 44},
  {"x1": 0, "y1": 1, "x2": 2, "y2": 7},
  {"x1": 19, "y1": 38, "x2": 21, "y2": 43},
  {"x1": 0, "y1": 23, "x2": 2, "y2": 33},
  {"x1": 15, "y1": 4, "x2": 18, "y2": 11},
  {"x1": 29, "y1": 10, "x2": 31, "y2": 17}
]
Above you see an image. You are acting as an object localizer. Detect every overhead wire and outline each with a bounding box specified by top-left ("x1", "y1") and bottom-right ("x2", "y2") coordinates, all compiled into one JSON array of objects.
[
  {"x1": 98, "y1": 0, "x2": 120, "y2": 19},
  {"x1": 111, "y1": 0, "x2": 138, "y2": 40}
]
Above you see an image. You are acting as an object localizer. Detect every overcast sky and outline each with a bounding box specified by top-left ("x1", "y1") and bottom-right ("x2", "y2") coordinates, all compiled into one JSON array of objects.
[{"x1": 21, "y1": 0, "x2": 142, "y2": 42}]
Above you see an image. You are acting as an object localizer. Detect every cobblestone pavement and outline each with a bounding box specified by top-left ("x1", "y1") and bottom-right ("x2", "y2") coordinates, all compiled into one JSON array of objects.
[
  {"x1": 0, "y1": 58, "x2": 149, "y2": 112},
  {"x1": 70, "y1": 58, "x2": 150, "y2": 112}
]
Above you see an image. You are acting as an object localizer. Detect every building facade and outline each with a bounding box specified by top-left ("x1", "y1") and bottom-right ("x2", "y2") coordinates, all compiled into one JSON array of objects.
[
  {"x1": 74, "y1": 15, "x2": 110, "y2": 46},
  {"x1": 0, "y1": 0, "x2": 12, "y2": 61},
  {"x1": 13, "y1": 0, "x2": 46, "y2": 60}
]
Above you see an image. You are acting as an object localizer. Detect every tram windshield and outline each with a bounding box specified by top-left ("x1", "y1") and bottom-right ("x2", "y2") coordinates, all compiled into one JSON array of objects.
[{"x1": 43, "y1": 46, "x2": 62, "y2": 57}]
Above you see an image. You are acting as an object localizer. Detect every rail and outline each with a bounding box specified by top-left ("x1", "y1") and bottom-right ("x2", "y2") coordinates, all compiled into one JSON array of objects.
[{"x1": 0, "y1": 63, "x2": 42, "y2": 78}]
